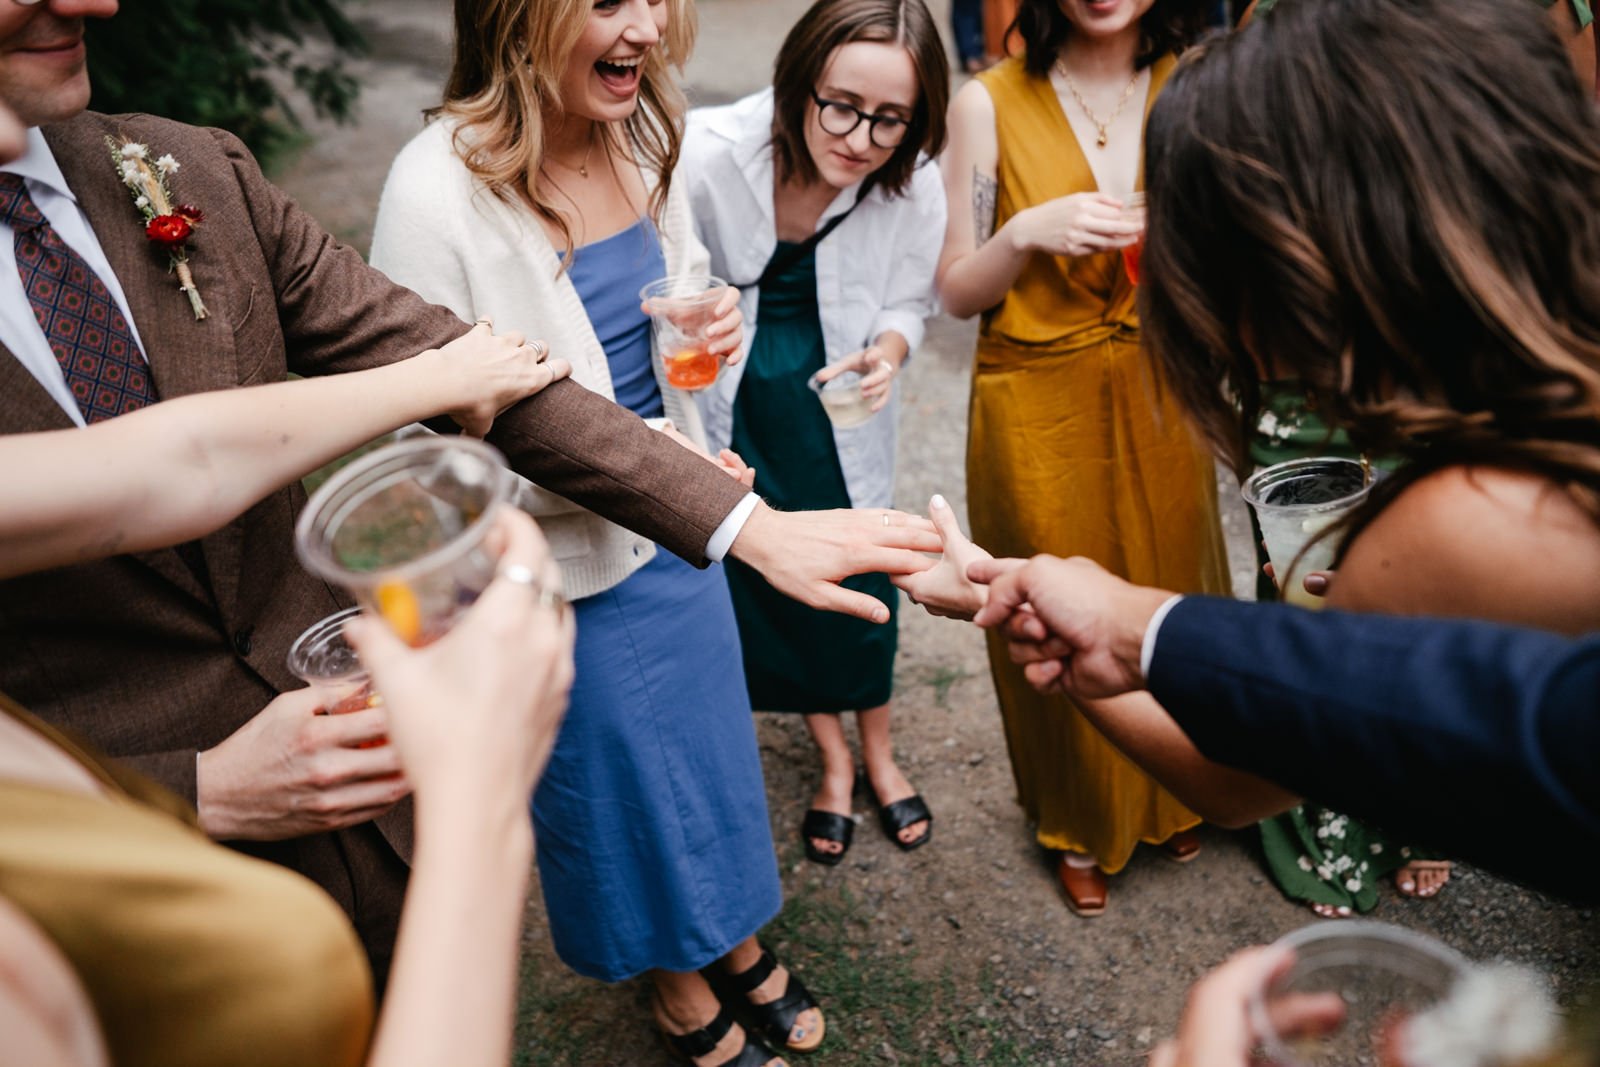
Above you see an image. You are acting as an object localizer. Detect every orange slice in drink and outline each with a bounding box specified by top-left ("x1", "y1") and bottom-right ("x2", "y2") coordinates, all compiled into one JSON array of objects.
[{"x1": 375, "y1": 580, "x2": 423, "y2": 645}]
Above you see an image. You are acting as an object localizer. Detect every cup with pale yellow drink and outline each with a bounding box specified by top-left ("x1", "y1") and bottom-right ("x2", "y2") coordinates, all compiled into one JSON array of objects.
[
  {"x1": 1241, "y1": 457, "x2": 1373, "y2": 609},
  {"x1": 640, "y1": 275, "x2": 729, "y2": 392},
  {"x1": 295, "y1": 436, "x2": 518, "y2": 645}
]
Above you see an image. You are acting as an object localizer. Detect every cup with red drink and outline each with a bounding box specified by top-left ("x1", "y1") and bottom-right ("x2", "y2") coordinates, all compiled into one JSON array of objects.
[{"x1": 1120, "y1": 191, "x2": 1147, "y2": 285}]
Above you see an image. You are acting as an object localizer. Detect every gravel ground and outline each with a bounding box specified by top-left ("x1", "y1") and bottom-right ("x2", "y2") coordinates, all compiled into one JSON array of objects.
[{"x1": 275, "y1": 3, "x2": 1600, "y2": 1063}]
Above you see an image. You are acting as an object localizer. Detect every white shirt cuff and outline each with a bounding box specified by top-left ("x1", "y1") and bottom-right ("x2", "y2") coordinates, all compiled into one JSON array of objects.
[
  {"x1": 1139, "y1": 594, "x2": 1186, "y2": 683},
  {"x1": 705, "y1": 493, "x2": 760, "y2": 563}
]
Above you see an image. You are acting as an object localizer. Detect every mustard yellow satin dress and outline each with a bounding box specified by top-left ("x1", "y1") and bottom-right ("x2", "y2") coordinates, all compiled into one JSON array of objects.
[
  {"x1": 970, "y1": 56, "x2": 1231, "y2": 874},
  {"x1": 0, "y1": 697, "x2": 373, "y2": 1067}
]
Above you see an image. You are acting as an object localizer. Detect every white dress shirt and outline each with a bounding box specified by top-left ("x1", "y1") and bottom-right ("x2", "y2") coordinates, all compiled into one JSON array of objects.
[
  {"x1": 0, "y1": 127, "x2": 148, "y2": 426},
  {"x1": 680, "y1": 89, "x2": 948, "y2": 510}
]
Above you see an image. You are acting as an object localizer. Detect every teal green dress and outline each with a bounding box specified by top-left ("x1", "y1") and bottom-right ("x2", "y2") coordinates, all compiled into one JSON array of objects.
[
  {"x1": 724, "y1": 242, "x2": 898, "y2": 713},
  {"x1": 1249, "y1": 385, "x2": 1441, "y2": 913}
]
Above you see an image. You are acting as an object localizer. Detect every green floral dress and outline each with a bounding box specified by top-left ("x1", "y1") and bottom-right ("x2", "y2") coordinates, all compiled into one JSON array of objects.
[{"x1": 1248, "y1": 386, "x2": 1443, "y2": 913}]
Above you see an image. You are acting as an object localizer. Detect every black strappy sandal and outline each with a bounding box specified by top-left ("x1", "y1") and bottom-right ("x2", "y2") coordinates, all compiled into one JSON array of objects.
[
  {"x1": 707, "y1": 949, "x2": 826, "y2": 1053},
  {"x1": 800, "y1": 809, "x2": 853, "y2": 866},
  {"x1": 876, "y1": 793, "x2": 933, "y2": 852},
  {"x1": 660, "y1": 1004, "x2": 784, "y2": 1067}
]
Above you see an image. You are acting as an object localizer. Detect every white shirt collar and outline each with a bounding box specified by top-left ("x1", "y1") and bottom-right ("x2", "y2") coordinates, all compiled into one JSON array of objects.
[{"x1": 0, "y1": 127, "x2": 76, "y2": 203}]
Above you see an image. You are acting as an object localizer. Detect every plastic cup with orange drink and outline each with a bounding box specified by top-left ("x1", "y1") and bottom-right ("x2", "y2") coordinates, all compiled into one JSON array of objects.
[
  {"x1": 639, "y1": 275, "x2": 730, "y2": 392},
  {"x1": 295, "y1": 435, "x2": 519, "y2": 646}
]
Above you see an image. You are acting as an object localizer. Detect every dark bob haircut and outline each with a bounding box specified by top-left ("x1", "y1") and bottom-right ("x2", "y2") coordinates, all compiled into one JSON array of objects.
[
  {"x1": 1141, "y1": 0, "x2": 1600, "y2": 527},
  {"x1": 1014, "y1": 0, "x2": 1211, "y2": 77},
  {"x1": 770, "y1": 0, "x2": 950, "y2": 198}
]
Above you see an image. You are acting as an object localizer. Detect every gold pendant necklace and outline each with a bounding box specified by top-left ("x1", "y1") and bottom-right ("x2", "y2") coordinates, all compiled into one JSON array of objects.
[{"x1": 1056, "y1": 63, "x2": 1142, "y2": 148}]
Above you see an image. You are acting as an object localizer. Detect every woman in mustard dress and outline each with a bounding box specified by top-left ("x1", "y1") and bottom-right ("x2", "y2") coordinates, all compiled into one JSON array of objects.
[{"x1": 936, "y1": 0, "x2": 1223, "y2": 915}]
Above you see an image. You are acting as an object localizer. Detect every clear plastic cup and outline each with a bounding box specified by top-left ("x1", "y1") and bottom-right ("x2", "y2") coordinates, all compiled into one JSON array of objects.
[
  {"x1": 1241, "y1": 457, "x2": 1373, "y2": 609},
  {"x1": 295, "y1": 436, "x2": 517, "y2": 645},
  {"x1": 807, "y1": 367, "x2": 876, "y2": 429},
  {"x1": 1248, "y1": 921, "x2": 1470, "y2": 1067},
  {"x1": 287, "y1": 607, "x2": 385, "y2": 746},
  {"x1": 1121, "y1": 191, "x2": 1147, "y2": 285},
  {"x1": 639, "y1": 275, "x2": 728, "y2": 392}
]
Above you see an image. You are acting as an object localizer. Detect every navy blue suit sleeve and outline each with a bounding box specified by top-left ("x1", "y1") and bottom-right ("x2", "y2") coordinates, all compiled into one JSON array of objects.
[{"x1": 1148, "y1": 597, "x2": 1600, "y2": 901}]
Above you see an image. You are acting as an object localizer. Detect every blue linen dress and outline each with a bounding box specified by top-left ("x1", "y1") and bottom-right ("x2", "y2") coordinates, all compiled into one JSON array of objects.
[{"x1": 532, "y1": 219, "x2": 781, "y2": 981}]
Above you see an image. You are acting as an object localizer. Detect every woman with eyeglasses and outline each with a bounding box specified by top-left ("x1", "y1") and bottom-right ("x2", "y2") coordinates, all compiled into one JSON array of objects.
[
  {"x1": 681, "y1": 0, "x2": 948, "y2": 870},
  {"x1": 933, "y1": 0, "x2": 1225, "y2": 918}
]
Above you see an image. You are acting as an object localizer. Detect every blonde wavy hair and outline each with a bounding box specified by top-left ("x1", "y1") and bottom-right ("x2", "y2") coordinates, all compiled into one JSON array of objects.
[{"x1": 431, "y1": 0, "x2": 696, "y2": 259}]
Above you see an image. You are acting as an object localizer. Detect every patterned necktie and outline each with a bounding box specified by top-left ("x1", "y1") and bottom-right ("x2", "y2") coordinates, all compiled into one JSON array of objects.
[{"x1": 0, "y1": 172, "x2": 157, "y2": 423}]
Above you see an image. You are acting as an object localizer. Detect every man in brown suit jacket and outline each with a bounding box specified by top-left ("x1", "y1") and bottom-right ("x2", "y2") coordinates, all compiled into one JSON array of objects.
[{"x1": 0, "y1": 0, "x2": 937, "y2": 989}]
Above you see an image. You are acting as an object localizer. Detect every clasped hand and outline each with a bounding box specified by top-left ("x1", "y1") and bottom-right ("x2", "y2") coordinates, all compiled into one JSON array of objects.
[
  {"x1": 436, "y1": 320, "x2": 573, "y2": 437},
  {"x1": 891, "y1": 495, "x2": 1173, "y2": 701},
  {"x1": 1010, "y1": 192, "x2": 1142, "y2": 259}
]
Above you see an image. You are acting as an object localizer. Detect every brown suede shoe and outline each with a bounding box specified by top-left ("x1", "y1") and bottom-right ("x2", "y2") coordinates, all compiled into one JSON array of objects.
[{"x1": 1056, "y1": 858, "x2": 1108, "y2": 917}]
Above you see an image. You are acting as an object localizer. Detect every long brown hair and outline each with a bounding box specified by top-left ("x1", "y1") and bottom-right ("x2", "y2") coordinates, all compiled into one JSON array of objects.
[
  {"x1": 1141, "y1": 0, "x2": 1600, "y2": 536},
  {"x1": 1014, "y1": 0, "x2": 1209, "y2": 77},
  {"x1": 432, "y1": 0, "x2": 696, "y2": 258},
  {"x1": 770, "y1": 0, "x2": 950, "y2": 197}
]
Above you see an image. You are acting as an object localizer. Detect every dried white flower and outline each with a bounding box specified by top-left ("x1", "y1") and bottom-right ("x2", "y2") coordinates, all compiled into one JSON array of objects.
[
  {"x1": 119, "y1": 160, "x2": 140, "y2": 183},
  {"x1": 155, "y1": 154, "x2": 179, "y2": 174},
  {"x1": 134, "y1": 195, "x2": 149, "y2": 209},
  {"x1": 1400, "y1": 964, "x2": 1561, "y2": 1067},
  {"x1": 119, "y1": 142, "x2": 148, "y2": 159}
]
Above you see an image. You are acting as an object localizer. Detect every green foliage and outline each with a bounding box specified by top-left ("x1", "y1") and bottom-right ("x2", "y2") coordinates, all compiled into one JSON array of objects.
[{"x1": 85, "y1": 0, "x2": 367, "y2": 160}]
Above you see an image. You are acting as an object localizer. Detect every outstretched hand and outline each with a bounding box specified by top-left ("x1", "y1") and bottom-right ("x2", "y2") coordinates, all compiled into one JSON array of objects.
[
  {"x1": 892, "y1": 493, "x2": 995, "y2": 619},
  {"x1": 730, "y1": 502, "x2": 941, "y2": 623}
]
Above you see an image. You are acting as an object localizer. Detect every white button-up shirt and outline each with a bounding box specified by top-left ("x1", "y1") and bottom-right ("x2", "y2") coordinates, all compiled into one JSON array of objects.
[
  {"x1": 681, "y1": 89, "x2": 947, "y2": 510},
  {"x1": 0, "y1": 127, "x2": 149, "y2": 425}
]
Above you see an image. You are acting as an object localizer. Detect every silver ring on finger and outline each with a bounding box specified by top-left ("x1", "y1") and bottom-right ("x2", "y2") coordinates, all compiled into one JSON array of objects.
[
  {"x1": 501, "y1": 563, "x2": 538, "y2": 586},
  {"x1": 525, "y1": 339, "x2": 549, "y2": 361}
]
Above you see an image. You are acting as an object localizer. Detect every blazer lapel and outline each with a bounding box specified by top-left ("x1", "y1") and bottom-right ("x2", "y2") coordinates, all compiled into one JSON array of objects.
[
  {"x1": 0, "y1": 337, "x2": 76, "y2": 433},
  {"x1": 41, "y1": 119, "x2": 246, "y2": 616}
]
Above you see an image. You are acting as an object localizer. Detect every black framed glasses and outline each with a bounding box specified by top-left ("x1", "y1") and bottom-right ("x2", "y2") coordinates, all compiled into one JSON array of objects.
[{"x1": 811, "y1": 91, "x2": 911, "y2": 150}]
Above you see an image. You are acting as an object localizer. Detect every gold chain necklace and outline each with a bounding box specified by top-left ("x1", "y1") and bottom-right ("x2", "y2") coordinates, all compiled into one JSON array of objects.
[
  {"x1": 1055, "y1": 62, "x2": 1143, "y2": 148},
  {"x1": 548, "y1": 124, "x2": 598, "y2": 178}
]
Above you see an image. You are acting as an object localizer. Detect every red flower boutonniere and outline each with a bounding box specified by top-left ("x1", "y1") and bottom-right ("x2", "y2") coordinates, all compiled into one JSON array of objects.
[{"x1": 106, "y1": 136, "x2": 208, "y2": 320}]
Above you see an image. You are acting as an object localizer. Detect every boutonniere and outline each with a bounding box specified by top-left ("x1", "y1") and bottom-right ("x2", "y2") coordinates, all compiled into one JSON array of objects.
[{"x1": 105, "y1": 136, "x2": 208, "y2": 320}]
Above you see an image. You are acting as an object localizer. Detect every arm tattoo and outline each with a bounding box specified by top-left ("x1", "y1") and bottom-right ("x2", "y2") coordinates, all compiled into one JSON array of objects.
[{"x1": 973, "y1": 169, "x2": 998, "y2": 246}]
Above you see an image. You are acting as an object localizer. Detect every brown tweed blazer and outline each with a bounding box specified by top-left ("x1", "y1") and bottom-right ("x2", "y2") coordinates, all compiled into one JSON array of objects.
[{"x1": 0, "y1": 111, "x2": 748, "y2": 978}]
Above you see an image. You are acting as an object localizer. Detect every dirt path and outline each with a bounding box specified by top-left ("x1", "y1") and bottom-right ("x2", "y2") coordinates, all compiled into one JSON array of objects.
[{"x1": 277, "y1": 3, "x2": 1599, "y2": 1063}]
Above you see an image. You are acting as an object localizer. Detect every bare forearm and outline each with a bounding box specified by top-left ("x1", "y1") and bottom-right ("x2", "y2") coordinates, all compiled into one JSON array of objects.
[
  {"x1": 367, "y1": 794, "x2": 533, "y2": 1067},
  {"x1": 938, "y1": 221, "x2": 1032, "y2": 320},
  {"x1": 1075, "y1": 692, "x2": 1301, "y2": 827},
  {"x1": 0, "y1": 358, "x2": 447, "y2": 578}
]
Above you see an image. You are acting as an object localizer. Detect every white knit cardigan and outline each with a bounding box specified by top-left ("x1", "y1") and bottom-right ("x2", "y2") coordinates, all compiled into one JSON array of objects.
[{"x1": 370, "y1": 117, "x2": 713, "y2": 599}]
